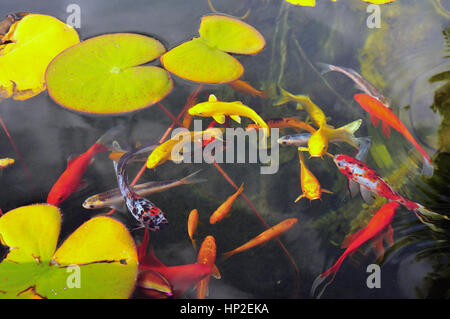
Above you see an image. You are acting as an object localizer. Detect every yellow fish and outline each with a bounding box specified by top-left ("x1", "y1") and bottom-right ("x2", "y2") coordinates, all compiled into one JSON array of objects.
[
  {"x1": 276, "y1": 88, "x2": 362, "y2": 158},
  {"x1": 146, "y1": 128, "x2": 223, "y2": 169},
  {"x1": 188, "y1": 94, "x2": 269, "y2": 146},
  {"x1": 296, "y1": 150, "x2": 332, "y2": 202},
  {"x1": 0, "y1": 158, "x2": 14, "y2": 170}
]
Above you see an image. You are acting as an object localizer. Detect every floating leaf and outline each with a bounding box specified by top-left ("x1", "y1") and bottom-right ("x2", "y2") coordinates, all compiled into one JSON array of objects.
[
  {"x1": 198, "y1": 15, "x2": 265, "y2": 54},
  {"x1": 161, "y1": 14, "x2": 265, "y2": 84},
  {"x1": 0, "y1": 204, "x2": 138, "y2": 299},
  {"x1": 0, "y1": 14, "x2": 80, "y2": 100},
  {"x1": 46, "y1": 33, "x2": 173, "y2": 114}
]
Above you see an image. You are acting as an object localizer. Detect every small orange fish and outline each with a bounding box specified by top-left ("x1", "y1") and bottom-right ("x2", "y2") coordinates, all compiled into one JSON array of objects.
[
  {"x1": 228, "y1": 80, "x2": 269, "y2": 98},
  {"x1": 296, "y1": 150, "x2": 332, "y2": 202},
  {"x1": 188, "y1": 209, "x2": 199, "y2": 250},
  {"x1": 196, "y1": 235, "x2": 217, "y2": 299},
  {"x1": 209, "y1": 183, "x2": 244, "y2": 224},
  {"x1": 246, "y1": 117, "x2": 315, "y2": 133},
  {"x1": 47, "y1": 139, "x2": 108, "y2": 206},
  {"x1": 222, "y1": 218, "x2": 298, "y2": 260}
]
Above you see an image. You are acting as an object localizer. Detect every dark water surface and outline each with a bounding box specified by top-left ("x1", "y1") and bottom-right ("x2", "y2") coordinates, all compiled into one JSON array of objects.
[{"x1": 0, "y1": 0, "x2": 449, "y2": 298}]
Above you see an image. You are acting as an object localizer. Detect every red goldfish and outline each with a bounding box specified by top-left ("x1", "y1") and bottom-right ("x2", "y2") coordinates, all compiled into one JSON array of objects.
[
  {"x1": 138, "y1": 230, "x2": 212, "y2": 298},
  {"x1": 354, "y1": 93, "x2": 434, "y2": 176},
  {"x1": 47, "y1": 135, "x2": 110, "y2": 206},
  {"x1": 311, "y1": 201, "x2": 400, "y2": 298}
]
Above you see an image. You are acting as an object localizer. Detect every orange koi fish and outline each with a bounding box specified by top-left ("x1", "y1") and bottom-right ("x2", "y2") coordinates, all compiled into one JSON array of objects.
[
  {"x1": 47, "y1": 132, "x2": 112, "y2": 206},
  {"x1": 296, "y1": 150, "x2": 332, "y2": 202},
  {"x1": 228, "y1": 80, "x2": 269, "y2": 98},
  {"x1": 209, "y1": 183, "x2": 244, "y2": 224},
  {"x1": 196, "y1": 235, "x2": 217, "y2": 299},
  {"x1": 354, "y1": 93, "x2": 434, "y2": 176},
  {"x1": 188, "y1": 209, "x2": 199, "y2": 250},
  {"x1": 246, "y1": 117, "x2": 315, "y2": 133},
  {"x1": 311, "y1": 201, "x2": 400, "y2": 299},
  {"x1": 222, "y1": 218, "x2": 298, "y2": 260}
]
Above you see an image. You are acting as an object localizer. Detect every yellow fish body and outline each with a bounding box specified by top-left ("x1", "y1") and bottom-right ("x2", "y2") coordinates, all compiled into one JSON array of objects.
[
  {"x1": 188, "y1": 94, "x2": 269, "y2": 145},
  {"x1": 276, "y1": 88, "x2": 361, "y2": 157},
  {"x1": 146, "y1": 128, "x2": 223, "y2": 169},
  {"x1": 296, "y1": 150, "x2": 332, "y2": 202}
]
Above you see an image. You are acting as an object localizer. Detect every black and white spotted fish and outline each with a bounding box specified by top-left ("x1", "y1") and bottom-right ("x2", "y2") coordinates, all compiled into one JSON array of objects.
[{"x1": 114, "y1": 142, "x2": 168, "y2": 231}]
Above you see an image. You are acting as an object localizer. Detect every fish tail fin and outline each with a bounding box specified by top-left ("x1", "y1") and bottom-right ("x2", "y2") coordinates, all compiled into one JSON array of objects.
[
  {"x1": 310, "y1": 257, "x2": 344, "y2": 299},
  {"x1": 221, "y1": 251, "x2": 235, "y2": 262},
  {"x1": 236, "y1": 182, "x2": 244, "y2": 195},
  {"x1": 179, "y1": 170, "x2": 207, "y2": 185},
  {"x1": 260, "y1": 85, "x2": 275, "y2": 99},
  {"x1": 316, "y1": 62, "x2": 335, "y2": 75},
  {"x1": 413, "y1": 205, "x2": 450, "y2": 232},
  {"x1": 95, "y1": 125, "x2": 126, "y2": 150},
  {"x1": 333, "y1": 119, "x2": 363, "y2": 148},
  {"x1": 422, "y1": 157, "x2": 434, "y2": 177},
  {"x1": 274, "y1": 87, "x2": 294, "y2": 107}
]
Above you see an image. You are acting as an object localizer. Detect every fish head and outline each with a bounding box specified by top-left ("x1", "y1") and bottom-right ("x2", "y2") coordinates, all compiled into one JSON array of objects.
[
  {"x1": 303, "y1": 181, "x2": 321, "y2": 200},
  {"x1": 82, "y1": 196, "x2": 102, "y2": 209},
  {"x1": 188, "y1": 101, "x2": 214, "y2": 117},
  {"x1": 333, "y1": 154, "x2": 358, "y2": 179},
  {"x1": 307, "y1": 131, "x2": 327, "y2": 157},
  {"x1": 47, "y1": 186, "x2": 68, "y2": 206}
]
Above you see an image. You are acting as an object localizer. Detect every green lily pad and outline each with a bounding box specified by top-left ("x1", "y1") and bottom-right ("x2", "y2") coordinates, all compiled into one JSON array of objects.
[
  {"x1": 199, "y1": 15, "x2": 266, "y2": 54},
  {"x1": 46, "y1": 33, "x2": 173, "y2": 114},
  {"x1": 0, "y1": 204, "x2": 138, "y2": 299},
  {"x1": 161, "y1": 37, "x2": 243, "y2": 84},
  {"x1": 161, "y1": 14, "x2": 265, "y2": 84}
]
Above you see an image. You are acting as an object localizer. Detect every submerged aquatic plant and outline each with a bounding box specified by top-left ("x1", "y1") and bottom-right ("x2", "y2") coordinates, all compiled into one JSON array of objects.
[
  {"x1": 0, "y1": 13, "x2": 79, "y2": 100},
  {"x1": 161, "y1": 14, "x2": 265, "y2": 84},
  {"x1": 0, "y1": 204, "x2": 138, "y2": 298},
  {"x1": 46, "y1": 33, "x2": 173, "y2": 114}
]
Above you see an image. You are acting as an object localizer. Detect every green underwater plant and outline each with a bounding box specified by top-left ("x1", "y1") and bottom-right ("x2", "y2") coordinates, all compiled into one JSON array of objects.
[
  {"x1": 0, "y1": 204, "x2": 138, "y2": 298},
  {"x1": 161, "y1": 14, "x2": 266, "y2": 84},
  {"x1": 46, "y1": 33, "x2": 173, "y2": 114}
]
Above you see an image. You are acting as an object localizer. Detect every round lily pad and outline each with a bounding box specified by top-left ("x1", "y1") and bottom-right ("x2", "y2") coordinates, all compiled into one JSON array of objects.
[
  {"x1": 0, "y1": 14, "x2": 80, "y2": 100},
  {"x1": 199, "y1": 14, "x2": 266, "y2": 54},
  {"x1": 0, "y1": 204, "x2": 138, "y2": 299},
  {"x1": 46, "y1": 33, "x2": 173, "y2": 114},
  {"x1": 161, "y1": 37, "x2": 243, "y2": 84}
]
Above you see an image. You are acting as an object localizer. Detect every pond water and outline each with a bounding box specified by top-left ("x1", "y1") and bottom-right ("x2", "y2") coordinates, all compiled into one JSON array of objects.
[{"x1": 0, "y1": 0, "x2": 449, "y2": 299}]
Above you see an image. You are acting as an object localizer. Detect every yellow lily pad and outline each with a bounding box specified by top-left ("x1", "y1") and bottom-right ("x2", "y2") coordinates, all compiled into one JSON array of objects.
[
  {"x1": 161, "y1": 14, "x2": 265, "y2": 84},
  {"x1": 46, "y1": 33, "x2": 173, "y2": 114},
  {"x1": 198, "y1": 15, "x2": 265, "y2": 55},
  {"x1": 0, "y1": 204, "x2": 138, "y2": 299},
  {"x1": 0, "y1": 14, "x2": 80, "y2": 100},
  {"x1": 161, "y1": 37, "x2": 243, "y2": 84}
]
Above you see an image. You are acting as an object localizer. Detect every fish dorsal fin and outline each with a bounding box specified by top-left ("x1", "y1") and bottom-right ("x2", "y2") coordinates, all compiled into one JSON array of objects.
[
  {"x1": 370, "y1": 115, "x2": 379, "y2": 128},
  {"x1": 67, "y1": 154, "x2": 79, "y2": 166},
  {"x1": 230, "y1": 115, "x2": 241, "y2": 124},
  {"x1": 381, "y1": 121, "x2": 391, "y2": 138},
  {"x1": 209, "y1": 94, "x2": 217, "y2": 102},
  {"x1": 212, "y1": 114, "x2": 226, "y2": 124}
]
